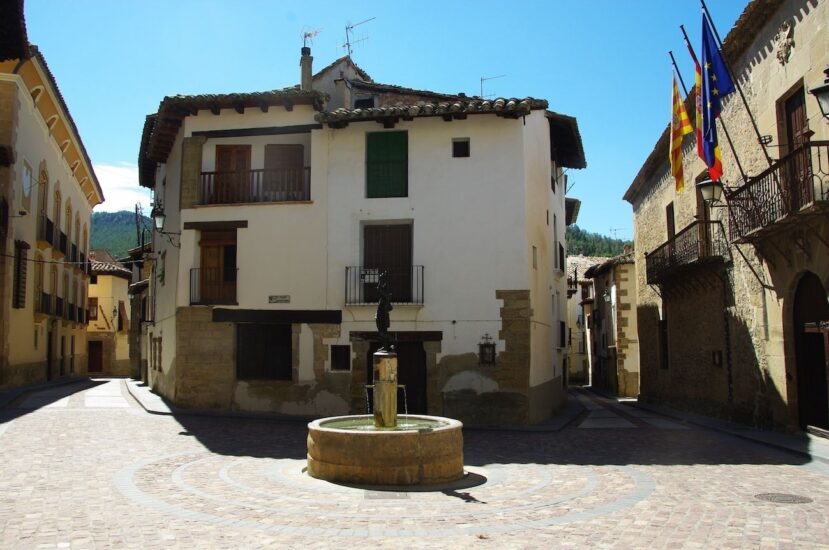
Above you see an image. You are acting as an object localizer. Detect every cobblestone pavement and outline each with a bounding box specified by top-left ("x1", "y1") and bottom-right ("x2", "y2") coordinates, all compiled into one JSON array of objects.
[{"x1": 1, "y1": 379, "x2": 828, "y2": 549}]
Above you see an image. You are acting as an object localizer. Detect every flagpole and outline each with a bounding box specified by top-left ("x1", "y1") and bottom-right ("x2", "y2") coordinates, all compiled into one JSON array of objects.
[
  {"x1": 701, "y1": 0, "x2": 773, "y2": 168},
  {"x1": 668, "y1": 51, "x2": 689, "y2": 96},
  {"x1": 680, "y1": 24, "x2": 747, "y2": 182}
]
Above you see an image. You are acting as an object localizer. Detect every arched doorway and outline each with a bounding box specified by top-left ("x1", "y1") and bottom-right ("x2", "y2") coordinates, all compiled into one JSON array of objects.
[{"x1": 793, "y1": 272, "x2": 829, "y2": 430}]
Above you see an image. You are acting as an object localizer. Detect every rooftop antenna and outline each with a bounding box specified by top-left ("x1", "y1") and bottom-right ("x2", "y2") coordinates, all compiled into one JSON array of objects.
[
  {"x1": 609, "y1": 227, "x2": 624, "y2": 239},
  {"x1": 480, "y1": 74, "x2": 505, "y2": 98},
  {"x1": 302, "y1": 29, "x2": 321, "y2": 48},
  {"x1": 343, "y1": 17, "x2": 375, "y2": 56}
]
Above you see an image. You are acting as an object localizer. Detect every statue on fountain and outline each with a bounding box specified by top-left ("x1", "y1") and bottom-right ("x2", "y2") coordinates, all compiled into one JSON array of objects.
[{"x1": 375, "y1": 271, "x2": 394, "y2": 351}]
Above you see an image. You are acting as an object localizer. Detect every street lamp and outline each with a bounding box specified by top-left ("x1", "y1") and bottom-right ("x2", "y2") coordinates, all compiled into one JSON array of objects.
[
  {"x1": 696, "y1": 178, "x2": 724, "y2": 205},
  {"x1": 810, "y1": 68, "x2": 829, "y2": 121},
  {"x1": 150, "y1": 205, "x2": 166, "y2": 231}
]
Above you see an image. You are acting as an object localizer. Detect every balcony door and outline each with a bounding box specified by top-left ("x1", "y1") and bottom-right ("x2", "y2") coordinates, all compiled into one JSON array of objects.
[
  {"x1": 364, "y1": 224, "x2": 412, "y2": 303},
  {"x1": 781, "y1": 87, "x2": 808, "y2": 212},
  {"x1": 215, "y1": 145, "x2": 251, "y2": 203},
  {"x1": 264, "y1": 144, "x2": 305, "y2": 201},
  {"x1": 198, "y1": 230, "x2": 237, "y2": 304}
]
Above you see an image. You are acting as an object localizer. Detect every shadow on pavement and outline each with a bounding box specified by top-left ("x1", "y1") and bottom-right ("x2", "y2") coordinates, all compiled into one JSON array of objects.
[{"x1": 0, "y1": 378, "x2": 106, "y2": 423}]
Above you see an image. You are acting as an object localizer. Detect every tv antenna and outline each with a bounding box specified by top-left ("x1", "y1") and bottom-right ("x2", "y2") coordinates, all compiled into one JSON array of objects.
[
  {"x1": 609, "y1": 227, "x2": 625, "y2": 239},
  {"x1": 480, "y1": 74, "x2": 505, "y2": 98},
  {"x1": 343, "y1": 17, "x2": 375, "y2": 56},
  {"x1": 302, "y1": 29, "x2": 321, "y2": 48}
]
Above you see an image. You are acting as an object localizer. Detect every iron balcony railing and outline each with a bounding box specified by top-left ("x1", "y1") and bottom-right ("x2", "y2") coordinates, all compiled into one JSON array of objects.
[
  {"x1": 645, "y1": 221, "x2": 728, "y2": 285},
  {"x1": 728, "y1": 141, "x2": 829, "y2": 242},
  {"x1": 345, "y1": 265, "x2": 424, "y2": 305},
  {"x1": 58, "y1": 231, "x2": 68, "y2": 255},
  {"x1": 38, "y1": 216, "x2": 55, "y2": 246},
  {"x1": 38, "y1": 291, "x2": 52, "y2": 315},
  {"x1": 70, "y1": 244, "x2": 78, "y2": 264},
  {"x1": 199, "y1": 168, "x2": 310, "y2": 205},
  {"x1": 190, "y1": 267, "x2": 238, "y2": 305},
  {"x1": 55, "y1": 296, "x2": 64, "y2": 318}
]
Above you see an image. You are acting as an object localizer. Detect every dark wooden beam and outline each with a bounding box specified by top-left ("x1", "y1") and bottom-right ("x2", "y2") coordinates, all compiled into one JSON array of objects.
[
  {"x1": 183, "y1": 220, "x2": 248, "y2": 230},
  {"x1": 234, "y1": 104, "x2": 245, "y2": 114},
  {"x1": 210, "y1": 105, "x2": 221, "y2": 115},
  {"x1": 442, "y1": 114, "x2": 453, "y2": 122},
  {"x1": 349, "y1": 331, "x2": 443, "y2": 342},
  {"x1": 284, "y1": 101, "x2": 293, "y2": 112},
  {"x1": 213, "y1": 308, "x2": 342, "y2": 324},
  {"x1": 192, "y1": 123, "x2": 323, "y2": 139},
  {"x1": 259, "y1": 103, "x2": 269, "y2": 113}
]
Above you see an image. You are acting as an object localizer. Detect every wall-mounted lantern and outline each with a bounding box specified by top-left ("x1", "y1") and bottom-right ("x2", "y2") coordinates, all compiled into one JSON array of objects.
[{"x1": 810, "y1": 68, "x2": 829, "y2": 121}]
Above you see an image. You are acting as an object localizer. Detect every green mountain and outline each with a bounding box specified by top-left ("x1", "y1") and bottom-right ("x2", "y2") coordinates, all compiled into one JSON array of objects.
[
  {"x1": 91, "y1": 212, "x2": 630, "y2": 260},
  {"x1": 91, "y1": 211, "x2": 151, "y2": 259},
  {"x1": 566, "y1": 225, "x2": 632, "y2": 257}
]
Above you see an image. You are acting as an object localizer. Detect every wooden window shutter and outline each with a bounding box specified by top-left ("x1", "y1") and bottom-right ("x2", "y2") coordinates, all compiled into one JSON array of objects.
[
  {"x1": 13, "y1": 240, "x2": 29, "y2": 308},
  {"x1": 367, "y1": 132, "x2": 407, "y2": 198}
]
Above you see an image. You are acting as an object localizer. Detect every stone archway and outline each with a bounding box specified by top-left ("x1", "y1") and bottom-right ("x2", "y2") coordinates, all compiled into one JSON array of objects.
[{"x1": 792, "y1": 271, "x2": 829, "y2": 430}]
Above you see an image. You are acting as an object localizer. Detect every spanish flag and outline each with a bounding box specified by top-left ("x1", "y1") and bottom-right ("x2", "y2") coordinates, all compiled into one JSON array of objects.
[{"x1": 670, "y1": 74, "x2": 693, "y2": 192}]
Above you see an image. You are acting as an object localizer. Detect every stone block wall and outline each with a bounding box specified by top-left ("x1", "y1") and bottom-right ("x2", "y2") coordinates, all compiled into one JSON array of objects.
[{"x1": 175, "y1": 306, "x2": 235, "y2": 409}]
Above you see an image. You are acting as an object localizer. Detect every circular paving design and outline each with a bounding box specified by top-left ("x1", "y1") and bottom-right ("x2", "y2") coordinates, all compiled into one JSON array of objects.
[{"x1": 114, "y1": 451, "x2": 655, "y2": 537}]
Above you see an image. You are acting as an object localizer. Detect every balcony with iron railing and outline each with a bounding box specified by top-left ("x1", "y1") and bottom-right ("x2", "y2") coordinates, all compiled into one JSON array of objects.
[
  {"x1": 38, "y1": 291, "x2": 52, "y2": 315},
  {"x1": 199, "y1": 168, "x2": 311, "y2": 206},
  {"x1": 55, "y1": 296, "x2": 64, "y2": 318},
  {"x1": 345, "y1": 266, "x2": 424, "y2": 305},
  {"x1": 645, "y1": 221, "x2": 728, "y2": 285},
  {"x1": 57, "y1": 231, "x2": 67, "y2": 256},
  {"x1": 190, "y1": 267, "x2": 238, "y2": 305},
  {"x1": 37, "y1": 215, "x2": 55, "y2": 247},
  {"x1": 728, "y1": 141, "x2": 829, "y2": 243}
]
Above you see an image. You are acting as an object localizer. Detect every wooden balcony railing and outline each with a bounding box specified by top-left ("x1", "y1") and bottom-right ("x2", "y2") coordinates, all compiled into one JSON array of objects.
[
  {"x1": 190, "y1": 267, "x2": 238, "y2": 305},
  {"x1": 199, "y1": 168, "x2": 310, "y2": 205},
  {"x1": 645, "y1": 221, "x2": 727, "y2": 285},
  {"x1": 728, "y1": 141, "x2": 829, "y2": 242},
  {"x1": 345, "y1": 265, "x2": 424, "y2": 305}
]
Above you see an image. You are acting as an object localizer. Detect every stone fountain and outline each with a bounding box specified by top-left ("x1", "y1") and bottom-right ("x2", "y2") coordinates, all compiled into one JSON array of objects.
[{"x1": 307, "y1": 273, "x2": 464, "y2": 486}]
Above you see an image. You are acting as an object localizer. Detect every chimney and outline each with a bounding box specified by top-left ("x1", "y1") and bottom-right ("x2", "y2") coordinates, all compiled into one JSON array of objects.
[
  {"x1": 300, "y1": 47, "x2": 313, "y2": 91},
  {"x1": 334, "y1": 79, "x2": 352, "y2": 110},
  {"x1": 623, "y1": 244, "x2": 632, "y2": 255}
]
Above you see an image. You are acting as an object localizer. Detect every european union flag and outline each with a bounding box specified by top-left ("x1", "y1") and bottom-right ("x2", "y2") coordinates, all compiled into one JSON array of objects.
[{"x1": 700, "y1": 14, "x2": 735, "y2": 180}]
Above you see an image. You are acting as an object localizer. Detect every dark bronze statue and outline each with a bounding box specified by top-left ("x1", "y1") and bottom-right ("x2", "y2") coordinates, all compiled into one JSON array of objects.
[{"x1": 375, "y1": 271, "x2": 394, "y2": 350}]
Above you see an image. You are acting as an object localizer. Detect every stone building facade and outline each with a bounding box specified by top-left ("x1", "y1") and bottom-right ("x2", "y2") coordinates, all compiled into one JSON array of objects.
[
  {"x1": 584, "y1": 252, "x2": 639, "y2": 398},
  {"x1": 624, "y1": 0, "x2": 829, "y2": 430},
  {"x1": 86, "y1": 251, "x2": 132, "y2": 376},
  {"x1": 137, "y1": 51, "x2": 586, "y2": 425},
  {"x1": 565, "y1": 254, "x2": 605, "y2": 386}
]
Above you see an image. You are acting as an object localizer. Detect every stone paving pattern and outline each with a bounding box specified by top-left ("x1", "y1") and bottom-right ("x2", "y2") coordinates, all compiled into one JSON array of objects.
[{"x1": 1, "y1": 379, "x2": 828, "y2": 549}]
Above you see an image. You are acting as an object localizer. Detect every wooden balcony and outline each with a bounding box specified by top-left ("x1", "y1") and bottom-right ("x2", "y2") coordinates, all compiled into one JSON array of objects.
[
  {"x1": 645, "y1": 221, "x2": 727, "y2": 285},
  {"x1": 345, "y1": 266, "x2": 424, "y2": 305},
  {"x1": 728, "y1": 141, "x2": 829, "y2": 244},
  {"x1": 190, "y1": 267, "x2": 238, "y2": 305},
  {"x1": 199, "y1": 168, "x2": 310, "y2": 205}
]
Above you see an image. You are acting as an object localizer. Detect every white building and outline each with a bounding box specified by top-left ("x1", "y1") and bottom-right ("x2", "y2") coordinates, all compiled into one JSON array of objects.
[{"x1": 138, "y1": 50, "x2": 585, "y2": 425}]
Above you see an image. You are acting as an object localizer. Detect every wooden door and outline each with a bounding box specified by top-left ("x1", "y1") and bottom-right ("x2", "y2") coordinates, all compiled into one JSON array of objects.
[
  {"x1": 793, "y1": 272, "x2": 829, "y2": 430},
  {"x1": 215, "y1": 145, "x2": 251, "y2": 203},
  {"x1": 199, "y1": 230, "x2": 237, "y2": 304},
  {"x1": 264, "y1": 144, "x2": 305, "y2": 200},
  {"x1": 364, "y1": 224, "x2": 412, "y2": 303},
  {"x1": 88, "y1": 341, "x2": 103, "y2": 373},
  {"x1": 783, "y1": 88, "x2": 808, "y2": 212},
  {"x1": 366, "y1": 341, "x2": 427, "y2": 415}
]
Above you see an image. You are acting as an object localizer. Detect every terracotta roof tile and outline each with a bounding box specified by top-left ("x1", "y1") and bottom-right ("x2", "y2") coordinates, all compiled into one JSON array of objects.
[{"x1": 316, "y1": 97, "x2": 547, "y2": 124}]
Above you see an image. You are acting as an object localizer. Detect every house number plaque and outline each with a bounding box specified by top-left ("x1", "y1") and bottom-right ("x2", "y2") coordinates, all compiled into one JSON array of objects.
[{"x1": 269, "y1": 295, "x2": 290, "y2": 304}]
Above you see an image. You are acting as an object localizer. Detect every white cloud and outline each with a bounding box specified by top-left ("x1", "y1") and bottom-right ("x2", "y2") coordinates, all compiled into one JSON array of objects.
[{"x1": 92, "y1": 163, "x2": 153, "y2": 213}]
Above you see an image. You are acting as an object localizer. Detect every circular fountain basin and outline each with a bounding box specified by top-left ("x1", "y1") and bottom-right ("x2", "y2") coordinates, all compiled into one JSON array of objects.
[{"x1": 307, "y1": 414, "x2": 464, "y2": 486}]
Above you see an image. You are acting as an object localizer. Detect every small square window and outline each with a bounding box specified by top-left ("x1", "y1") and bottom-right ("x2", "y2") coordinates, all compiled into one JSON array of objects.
[
  {"x1": 452, "y1": 139, "x2": 470, "y2": 158},
  {"x1": 330, "y1": 345, "x2": 351, "y2": 372},
  {"x1": 478, "y1": 342, "x2": 496, "y2": 364},
  {"x1": 354, "y1": 97, "x2": 375, "y2": 109}
]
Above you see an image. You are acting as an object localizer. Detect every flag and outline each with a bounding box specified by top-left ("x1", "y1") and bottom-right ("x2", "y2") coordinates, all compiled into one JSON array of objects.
[
  {"x1": 700, "y1": 13, "x2": 735, "y2": 181},
  {"x1": 670, "y1": 74, "x2": 693, "y2": 192}
]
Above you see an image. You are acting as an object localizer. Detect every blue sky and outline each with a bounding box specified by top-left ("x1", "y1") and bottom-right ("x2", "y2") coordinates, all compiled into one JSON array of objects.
[{"x1": 25, "y1": 0, "x2": 747, "y2": 237}]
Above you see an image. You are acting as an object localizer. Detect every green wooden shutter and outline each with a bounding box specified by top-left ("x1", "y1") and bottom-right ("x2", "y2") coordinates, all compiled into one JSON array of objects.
[{"x1": 367, "y1": 132, "x2": 407, "y2": 198}]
